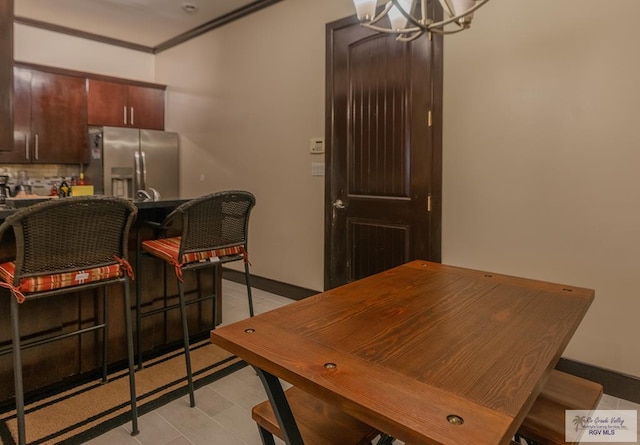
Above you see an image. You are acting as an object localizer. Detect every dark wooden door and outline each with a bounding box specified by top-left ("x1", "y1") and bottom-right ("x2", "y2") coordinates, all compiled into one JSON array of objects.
[{"x1": 325, "y1": 16, "x2": 442, "y2": 289}]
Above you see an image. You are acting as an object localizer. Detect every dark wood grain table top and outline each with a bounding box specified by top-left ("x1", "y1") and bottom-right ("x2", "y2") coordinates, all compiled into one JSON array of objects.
[{"x1": 211, "y1": 260, "x2": 594, "y2": 445}]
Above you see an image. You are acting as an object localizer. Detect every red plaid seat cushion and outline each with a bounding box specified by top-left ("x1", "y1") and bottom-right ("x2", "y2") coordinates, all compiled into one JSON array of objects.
[
  {"x1": 0, "y1": 261, "x2": 124, "y2": 295},
  {"x1": 141, "y1": 236, "x2": 246, "y2": 267}
]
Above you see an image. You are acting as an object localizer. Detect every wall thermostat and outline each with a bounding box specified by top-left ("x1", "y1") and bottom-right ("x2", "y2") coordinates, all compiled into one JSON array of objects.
[{"x1": 309, "y1": 138, "x2": 325, "y2": 154}]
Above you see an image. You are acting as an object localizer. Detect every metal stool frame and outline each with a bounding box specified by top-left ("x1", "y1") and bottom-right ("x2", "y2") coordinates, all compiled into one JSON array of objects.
[
  {"x1": 0, "y1": 196, "x2": 139, "y2": 445},
  {"x1": 135, "y1": 190, "x2": 256, "y2": 407}
]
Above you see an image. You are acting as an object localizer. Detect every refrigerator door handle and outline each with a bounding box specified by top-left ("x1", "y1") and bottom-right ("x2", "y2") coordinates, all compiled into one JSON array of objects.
[
  {"x1": 140, "y1": 150, "x2": 147, "y2": 191},
  {"x1": 134, "y1": 150, "x2": 142, "y2": 192}
]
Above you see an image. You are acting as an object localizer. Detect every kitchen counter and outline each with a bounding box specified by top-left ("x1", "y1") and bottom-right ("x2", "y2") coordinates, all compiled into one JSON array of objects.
[
  {"x1": 0, "y1": 196, "x2": 220, "y2": 405},
  {"x1": 0, "y1": 197, "x2": 188, "y2": 220}
]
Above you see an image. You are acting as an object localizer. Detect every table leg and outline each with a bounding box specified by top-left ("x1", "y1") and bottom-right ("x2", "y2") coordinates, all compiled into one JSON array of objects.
[
  {"x1": 253, "y1": 367, "x2": 304, "y2": 445},
  {"x1": 377, "y1": 433, "x2": 396, "y2": 444}
]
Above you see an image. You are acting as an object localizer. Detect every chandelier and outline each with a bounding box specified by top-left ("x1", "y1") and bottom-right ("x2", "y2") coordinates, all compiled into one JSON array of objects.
[{"x1": 352, "y1": 0, "x2": 491, "y2": 40}]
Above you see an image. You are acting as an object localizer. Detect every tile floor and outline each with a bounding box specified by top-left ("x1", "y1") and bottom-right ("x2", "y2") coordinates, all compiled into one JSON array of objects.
[
  {"x1": 84, "y1": 280, "x2": 292, "y2": 445},
  {"x1": 84, "y1": 280, "x2": 640, "y2": 445}
]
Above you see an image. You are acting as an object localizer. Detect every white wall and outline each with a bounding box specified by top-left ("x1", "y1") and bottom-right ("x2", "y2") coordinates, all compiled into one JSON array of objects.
[
  {"x1": 155, "y1": 0, "x2": 355, "y2": 291},
  {"x1": 443, "y1": 0, "x2": 640, "y2": 377},
  {"x1": 14, "y1": 23, "x2": 154, "y2": 81}
]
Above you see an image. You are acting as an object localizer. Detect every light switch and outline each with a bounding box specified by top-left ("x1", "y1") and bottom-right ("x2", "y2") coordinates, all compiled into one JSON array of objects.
[
  {"x1": 309, "y1": 138, "x2": 324, "y2": 154},
  {"x1": 311, "y1": 162, "x2": 325, "y2": 176}
]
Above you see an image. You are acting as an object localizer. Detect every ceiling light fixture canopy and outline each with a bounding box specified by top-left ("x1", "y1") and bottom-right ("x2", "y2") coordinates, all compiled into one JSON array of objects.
[{"x1": 352, "y1": 0, "x2": 491, "y2": 41}]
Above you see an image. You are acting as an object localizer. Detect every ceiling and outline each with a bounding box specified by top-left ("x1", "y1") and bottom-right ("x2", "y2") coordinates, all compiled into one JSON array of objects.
[{"x1": 13, "y1": 0, "x2": 279, "y2": 52}]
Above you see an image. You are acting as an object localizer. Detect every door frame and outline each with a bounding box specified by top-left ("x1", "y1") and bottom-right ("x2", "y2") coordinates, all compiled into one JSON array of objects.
[{"x1": 323, "y1": 14, "x2": 443, "y2": 290}]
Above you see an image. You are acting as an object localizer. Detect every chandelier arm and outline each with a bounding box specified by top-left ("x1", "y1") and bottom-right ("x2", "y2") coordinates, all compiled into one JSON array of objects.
[
  {"x1": 358, "y1": 0, "x2": 490, "y2": 37},
  {"x1": 428, "y1": 26, "x2": 466, "y2": 35},
  {"x1": 363, "y1": 23, "x2": 422, "y2": 34},
  {"x1": 426, "y1": 0, "x2": 491, "y2": 30},
  {"x1": 420, "y1": 0, "x2": 428, "y2": 22},
  {"x1": 396, "y1": 30, "x2": 425, "y2": 42},
  {"x1": 390, "y1": 0, "x2": 424, "y2": 29},
  {"x1": 431, "y1": 20, "x2": 463, "y2": 32},
  {"x1": 367, "y1": 2, "x2": 394, "y2": 26}
]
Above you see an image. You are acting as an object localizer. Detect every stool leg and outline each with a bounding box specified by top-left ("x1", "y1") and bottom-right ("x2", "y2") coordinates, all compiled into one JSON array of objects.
[
  {"x1": 244, "y1": 261, "x2": 254, "y2": 317},
  {"x1": 178, "y1": 279, "x2": 196, "y2": 407},
  {"x1": 208, "y1": 268, "x2": 214, "y2": 327},
  {"x1": 214, "y1": 265, "x2": 222, "y2": 326},
  {"x1": 102, "y1": 286, "x2": 109, "y2": 383},
  {"x1": 123, "y1": 278, "x2": 139, "y2": 436},
  {"x1": 135, "y1": 231, "x2": 143, "y2": 370},
  {"x1": 10, "y1": 298, "x2": 26, "y2": 445},
  {"x1": 211, "y1": 267, "x2": 217, "y2": 328}
]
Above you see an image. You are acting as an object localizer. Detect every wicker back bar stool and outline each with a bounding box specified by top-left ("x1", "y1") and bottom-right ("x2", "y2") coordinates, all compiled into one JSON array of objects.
[
  {"x1": 0, "y1": 196, "x2": 139, "y2": 445},
  {"x1": 137, "y1": 190, "x2": 255, "y2": 407}
]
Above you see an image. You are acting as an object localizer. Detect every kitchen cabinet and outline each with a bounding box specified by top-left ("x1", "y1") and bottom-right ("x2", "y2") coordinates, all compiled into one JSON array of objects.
[
  {"x1": 1, "y1": 67, "x2": 88, "y2": 164},
  {"x1": 87, "y1": 79, "x2": 165, "y2": 130},
  {"x1": 0, "y1": 0, "x2": 13, "y2": 152}
]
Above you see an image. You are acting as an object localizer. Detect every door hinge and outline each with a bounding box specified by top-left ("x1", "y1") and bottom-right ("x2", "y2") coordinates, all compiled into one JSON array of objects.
[
  {"x1": 427, "y1": 193, "x2": 432, "y2": 212},
  {"x1": 428, "y1": 110, "x2": 432, "y2": 127}
]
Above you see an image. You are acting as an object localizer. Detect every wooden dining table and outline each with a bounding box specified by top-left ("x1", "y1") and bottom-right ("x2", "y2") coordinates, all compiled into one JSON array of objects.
[{"x1": 210, "y1": 260, "x2": 594, "y2": 445}]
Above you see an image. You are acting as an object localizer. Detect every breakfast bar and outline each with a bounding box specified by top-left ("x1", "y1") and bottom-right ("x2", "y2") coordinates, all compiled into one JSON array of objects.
[{"x1": 0, "y1": 198, "x2": 221, "y2": 405}]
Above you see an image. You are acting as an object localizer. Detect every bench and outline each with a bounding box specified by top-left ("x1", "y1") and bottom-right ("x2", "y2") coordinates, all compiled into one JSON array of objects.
[
  {"x1": 252, "y1": 385, "x2": 381, "y2": 445},
  {"x1": 252, "y1": 370, "x2": 603, "y2": 445},
  {"x1": 516, "y1": 370, "x2": 603, "y2": 445}
]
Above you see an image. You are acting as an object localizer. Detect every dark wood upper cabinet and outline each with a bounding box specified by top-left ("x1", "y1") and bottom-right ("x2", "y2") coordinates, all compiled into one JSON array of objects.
[
  {"x1": 0, "y1": 0, "x2": 13, "y2": 152},
  {"x1": 86, "y1": 79, "x2": 128, "y2": 127},
  {"x1": 10, "y1": 67, "x2": 31, "y2": 162},
  {"x1": 30, "y1": 69, "x2": 88, "y2": 163},
  {"x1": 1, "y1": 67, "x2": 88, "y2": 164},
  {"x1": 127, "y1": 84, "x2": 165, "y2": 130},
  {"x1": 88, "y1": 79, "x2": 165, "y2": 130}
]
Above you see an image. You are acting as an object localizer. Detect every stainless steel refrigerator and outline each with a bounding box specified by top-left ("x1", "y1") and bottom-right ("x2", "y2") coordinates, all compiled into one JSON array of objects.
[{"x1": 86, "y1": 126, "x2": 179, "y2": 200}]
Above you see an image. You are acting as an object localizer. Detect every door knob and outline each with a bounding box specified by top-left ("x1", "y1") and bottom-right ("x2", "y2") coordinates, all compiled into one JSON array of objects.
[{"x1": 332, "y1": 199, "x2": 346, "y2": 209}]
